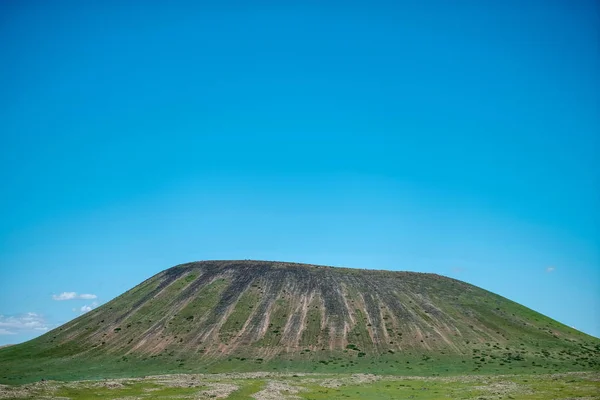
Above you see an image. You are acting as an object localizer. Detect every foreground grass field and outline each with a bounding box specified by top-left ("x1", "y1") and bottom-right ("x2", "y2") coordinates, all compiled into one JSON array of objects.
[{"x1": 0, "y1": 371, "x2": 598, "y2": 399}]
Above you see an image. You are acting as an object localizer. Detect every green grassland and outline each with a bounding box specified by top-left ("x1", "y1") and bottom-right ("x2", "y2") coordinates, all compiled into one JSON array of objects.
[
  {"x1": 0, "y1": 372, "x2": 598, "y2": 399},
  {"x1": 1, "y1": 343, "x2": 598, "y2": 386}
]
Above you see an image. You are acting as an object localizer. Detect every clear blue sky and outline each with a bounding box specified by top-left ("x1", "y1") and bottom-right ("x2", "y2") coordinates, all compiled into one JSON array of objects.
[{"x1": 0, "y1": 0, "x2": 598, "y2": 344}]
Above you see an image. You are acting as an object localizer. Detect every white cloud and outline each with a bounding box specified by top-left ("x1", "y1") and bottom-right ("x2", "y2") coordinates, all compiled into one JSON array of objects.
[
  {"x1": 0, "y1": 313, "x2": 49, "y2": 334},
  {"x1": 546, "y1": 267, "x2": 556, "y2": 273},
  {"x1": 52, "y1": 292, "x2": 97, "y2": 301},
  {"x1": 79, "y1": 302, "x2": 98, "y2": 314},
  {"x1": 52, "y1": 292, "x2": 77, "y2": 301}
]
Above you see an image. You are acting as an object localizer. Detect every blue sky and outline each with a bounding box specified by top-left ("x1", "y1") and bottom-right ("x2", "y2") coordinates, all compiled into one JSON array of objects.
[{"x1": 0, "y1": 0, "x2": 598, "y2": 344}]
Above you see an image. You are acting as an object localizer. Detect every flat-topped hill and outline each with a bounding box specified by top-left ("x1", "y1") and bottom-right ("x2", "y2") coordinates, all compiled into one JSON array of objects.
[{"x1": 1, "y1": 260, "x2": 598, "y2": 383}]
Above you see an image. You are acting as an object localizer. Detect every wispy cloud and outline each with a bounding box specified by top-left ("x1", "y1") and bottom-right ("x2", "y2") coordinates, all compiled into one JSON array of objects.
[
  {"x1": 0, "y1": 313, "x2": 49, "y2": 335},
  {"x1": 52, "y1": 292, "x2": 77, "y2": 301},
  {"x1": 52, "y1": 292, "x2": 97, "y2": 301},
  {"x1": 75, "y1": 302, "x2": 98, "y2": 314},
  {"x1": 546, "y1": 266, "x2": 556, "y2": 273}
]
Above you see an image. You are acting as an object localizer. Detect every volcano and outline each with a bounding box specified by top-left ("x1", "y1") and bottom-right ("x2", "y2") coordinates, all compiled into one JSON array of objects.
[{"x1": 1, "y1": 260, "x2": 598, "y2": 383}]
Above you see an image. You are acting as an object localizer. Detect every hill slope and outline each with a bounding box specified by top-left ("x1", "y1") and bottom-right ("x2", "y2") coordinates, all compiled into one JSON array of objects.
[{"x1": 1, "y1": 260, "x2": 598, "y2": 383}]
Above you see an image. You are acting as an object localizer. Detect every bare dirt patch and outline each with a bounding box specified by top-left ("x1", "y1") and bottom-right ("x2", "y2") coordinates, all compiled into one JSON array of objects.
[
  {"x1": 198, "y1": 383, "x2": 238, "y2": 399},
  {"x1": 252, "y1": 380, "x2": 304, "y2": 400}
]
